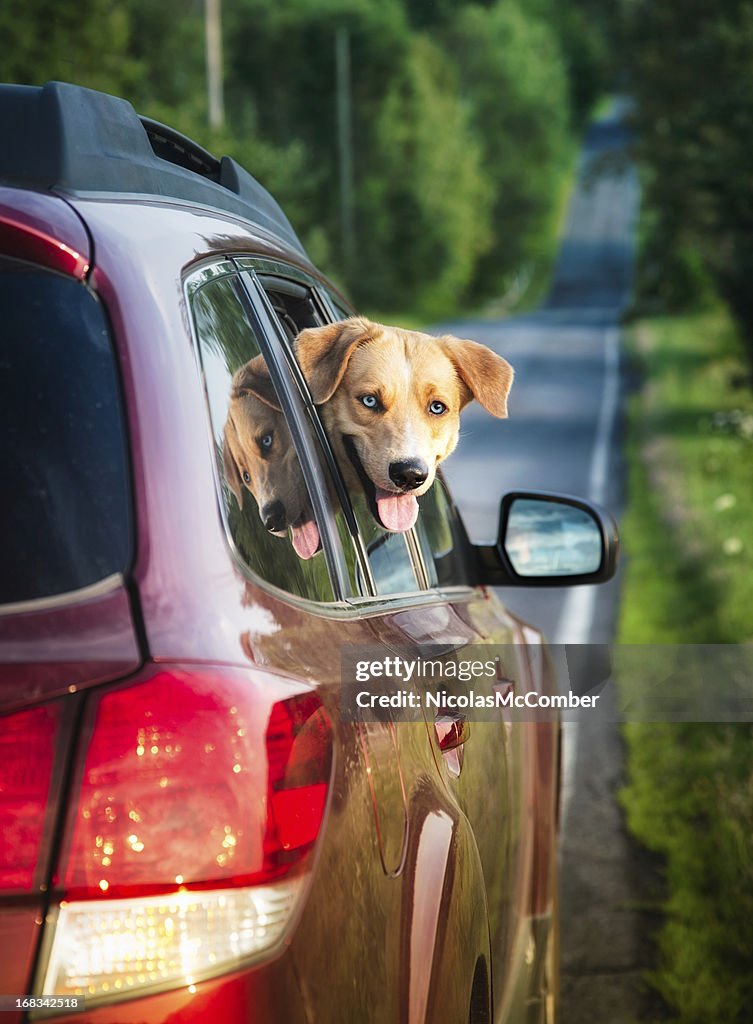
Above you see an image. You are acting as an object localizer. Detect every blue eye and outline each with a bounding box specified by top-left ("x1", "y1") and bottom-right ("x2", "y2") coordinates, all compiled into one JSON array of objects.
[
  {"x1": 360, "y1": 394, "x2": 378, "y2": 409},
  {"x1": 429, "y1": 400, "x2": 447, "y2": 416},
  {"x1": 260, "y1": 433, "x2": 273, "y2": 449}
]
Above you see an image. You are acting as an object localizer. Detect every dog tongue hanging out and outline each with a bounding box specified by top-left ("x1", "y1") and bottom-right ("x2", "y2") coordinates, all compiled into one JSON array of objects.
[{"x1": 295, "y1": 317, "x2": 514, "y2": 533}]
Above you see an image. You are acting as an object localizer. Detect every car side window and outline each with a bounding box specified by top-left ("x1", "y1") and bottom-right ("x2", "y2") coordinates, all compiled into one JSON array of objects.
[
  {"x1": 252, "y1": 274, "x2": 421, "y2": 598},
  {"x1": 189, "y1": 271, "x2": 334, "y2": 602}
]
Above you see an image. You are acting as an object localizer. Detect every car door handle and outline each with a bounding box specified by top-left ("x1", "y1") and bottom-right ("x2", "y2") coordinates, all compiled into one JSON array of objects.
[{"x1": 434, "y1": 713, "x2": 470, "y2": 752}]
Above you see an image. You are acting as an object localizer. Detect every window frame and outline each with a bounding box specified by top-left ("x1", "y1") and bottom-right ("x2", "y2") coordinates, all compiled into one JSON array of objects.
[
  {"x1": 185, "y1": 254, "x2": 479, "y2": 614},
  {"x1": 236, "y1": 258, "x2": 478, "y2": 604}
]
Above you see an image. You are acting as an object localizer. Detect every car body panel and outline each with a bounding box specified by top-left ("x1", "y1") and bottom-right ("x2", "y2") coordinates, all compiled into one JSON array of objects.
[{"x1": 0, "y1": 576, "x2": 141, "y2": 713}]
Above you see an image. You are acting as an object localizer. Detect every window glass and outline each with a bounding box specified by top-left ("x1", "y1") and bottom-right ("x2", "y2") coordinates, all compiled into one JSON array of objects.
[
  {"x1": 257, "y1": 279, "x2": 420, "y2": 597},
  {"x1": 0, "y1": 258, "x2": 131, "y2": 604},
  {"x1": 415, "y1": 477, "x2": 474, "y2": 588},
  {"x1": 190, "y1": 273, "x2": 334, "y2": 602}
]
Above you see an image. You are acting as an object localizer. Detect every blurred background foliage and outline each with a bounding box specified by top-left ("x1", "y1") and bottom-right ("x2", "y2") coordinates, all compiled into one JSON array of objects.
[
  {"x1": 619, "y1": 0, "x2": 753, "y2": 351},
  {"x1": 1, "y1": 0, "x2": 751, "y2": 336},
  {"x1": 0, "y1": 0, "x2": 613, "y2": 318}
]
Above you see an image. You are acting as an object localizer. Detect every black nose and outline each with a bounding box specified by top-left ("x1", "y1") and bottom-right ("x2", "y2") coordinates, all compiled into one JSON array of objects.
[
  {"x1": 261, "y1": 500, "x2": 286, "y2": 533},
  {"x1": 389, "y1": 460, "x2": 428, "y2": 491}
]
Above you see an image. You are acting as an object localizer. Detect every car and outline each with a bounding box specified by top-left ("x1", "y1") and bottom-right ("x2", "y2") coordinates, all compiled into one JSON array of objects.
[{"x1": 0, "y1": 81, "x2": 618, "y2": 1024}]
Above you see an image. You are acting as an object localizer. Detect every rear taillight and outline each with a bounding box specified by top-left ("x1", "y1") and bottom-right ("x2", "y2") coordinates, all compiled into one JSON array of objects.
[
  {"x1": 39, "y1": 666, "x2": 332, "y2": 1005},
  {"x1": 0, "y1": 212, "x2": 89, "y2": 278},
  {"x1": 0, "y1": 703, "x2": 59, "y2": 893}
]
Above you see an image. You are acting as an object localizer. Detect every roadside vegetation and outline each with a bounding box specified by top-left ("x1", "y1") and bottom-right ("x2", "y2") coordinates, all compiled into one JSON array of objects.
[
  {"x1": 612, "y1": 2, "x2": 753, "y2": 1018},
  {"x1": 618, "y1": 305, "x2": 753, "y2": 1021},
  {"x1": 0, "y1": 0, "x2": 611, "y2": 321}
]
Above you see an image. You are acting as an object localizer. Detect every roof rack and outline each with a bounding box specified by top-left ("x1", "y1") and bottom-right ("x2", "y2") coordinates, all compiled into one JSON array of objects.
[{"x1": 0, "y1": 81, "x2": 306, "y2": 256}]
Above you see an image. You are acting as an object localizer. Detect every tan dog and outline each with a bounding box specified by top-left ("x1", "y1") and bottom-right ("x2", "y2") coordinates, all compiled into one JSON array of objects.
[
  {"x1": 223, "y1": 356, "x2": 321, "y2": 559},
  {"x1": 295, "y1": 317, "x2": 513, "y2": 532}
]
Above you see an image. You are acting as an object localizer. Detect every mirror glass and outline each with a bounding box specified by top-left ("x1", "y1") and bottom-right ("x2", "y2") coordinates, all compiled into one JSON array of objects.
[{"x1": 503, "y1": 498, "x2": 602, "y2": 577}]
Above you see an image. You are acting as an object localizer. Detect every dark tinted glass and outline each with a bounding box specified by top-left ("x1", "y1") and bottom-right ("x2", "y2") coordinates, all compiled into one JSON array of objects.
[
  {"x1": 415, "y1": 477, "x2": 474, "y2": 587},
  {"x1": 0, "y1": 260, "x2": 131, "y2": 604}
]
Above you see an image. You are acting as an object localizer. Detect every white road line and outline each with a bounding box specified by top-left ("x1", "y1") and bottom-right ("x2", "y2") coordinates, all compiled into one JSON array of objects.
[{"x1": 555, "y1": 325, "x2": 620, "y2": 832}]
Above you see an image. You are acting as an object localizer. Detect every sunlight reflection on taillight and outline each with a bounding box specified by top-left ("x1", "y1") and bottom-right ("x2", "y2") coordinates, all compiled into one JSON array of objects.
[{"x1": 41, "y1": 666, "x2": 332, "y2": 1005}]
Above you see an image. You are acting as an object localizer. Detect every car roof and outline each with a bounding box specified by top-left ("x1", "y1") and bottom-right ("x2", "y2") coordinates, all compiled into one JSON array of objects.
[{"x1": 0, "y1": 80, "x2": 306, "y2": 258}]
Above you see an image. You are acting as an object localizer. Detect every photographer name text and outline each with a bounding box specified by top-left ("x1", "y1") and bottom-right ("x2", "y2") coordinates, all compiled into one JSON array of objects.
[{"x1": 353, "y1": 688, "x2": 600, "y2": 710}]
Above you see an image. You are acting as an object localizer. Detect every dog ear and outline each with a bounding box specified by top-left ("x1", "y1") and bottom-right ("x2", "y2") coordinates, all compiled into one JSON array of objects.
[
  {"x1": 441, "y1": 336, "x2": 514, "y2": 418},
  {"x1": 232, "y1": 355, "x2": 281, "y2": 410},
  {"x1": 222, "y1": 413, "x2": 245, "y2": 508},
  {"x1": 295, "y1": 318, "x2": 373, "y2": 403}
]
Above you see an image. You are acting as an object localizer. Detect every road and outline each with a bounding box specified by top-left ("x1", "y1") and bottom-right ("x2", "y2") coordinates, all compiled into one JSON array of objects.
[{"x1": 439, "y1": 103, "x2": 649, "y2": 1022}]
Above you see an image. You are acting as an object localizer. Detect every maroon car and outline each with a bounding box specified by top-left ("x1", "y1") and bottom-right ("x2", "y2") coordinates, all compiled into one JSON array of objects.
[{"x1": 0, "y1": 82, "x2": 617, "y2": 1023}]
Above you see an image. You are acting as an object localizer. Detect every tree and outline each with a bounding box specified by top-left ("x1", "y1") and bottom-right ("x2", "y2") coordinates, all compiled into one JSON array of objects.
[
  {"x1": 623, "y1": 0, "x2": 753, "y2": 341},
  {"x1": 445, "y1": 0, "x2": 571, "y2": 299},
  {"x1": 0, "y1": 0, "x2": 135, "y2": 94},
  {"x1": 358, "y1": 34, "x2": 492, "y2": 313}
]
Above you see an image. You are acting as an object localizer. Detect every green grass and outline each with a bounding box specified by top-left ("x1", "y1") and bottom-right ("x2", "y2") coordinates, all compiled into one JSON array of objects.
[
  {"x1": 619, "y1": 307, "x2": 753, "y2": 1022},
  {"x1": 622, "y1": 309, "x2": 753, "y2": 642}
]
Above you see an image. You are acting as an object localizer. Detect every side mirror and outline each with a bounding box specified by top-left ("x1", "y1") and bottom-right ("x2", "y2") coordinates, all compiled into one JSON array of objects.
[{"x1": 475, "y1": 491, "x2": 619, "y2": 586}]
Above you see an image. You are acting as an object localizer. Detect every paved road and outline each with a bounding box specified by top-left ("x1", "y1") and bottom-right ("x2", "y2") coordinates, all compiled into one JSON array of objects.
[{"x1": 439, "y1": 104, "x2": 649, "y2": 1022}]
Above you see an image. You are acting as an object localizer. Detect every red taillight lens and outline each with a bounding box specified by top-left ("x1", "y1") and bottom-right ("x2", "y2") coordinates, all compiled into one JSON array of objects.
[
  {"x1": 265, "y1": 694, "x2": 331, "y2": 861},
  {"x1": 60, "y1": 666, "x2": 332, "y2": 901},
  {"x1": 0, "y1": 703, "x2": 59, "y2": 893},
  {"x1": 0, "y1": 213, "x2": 89, "y2": 278},
  {"x1": 40, "y1": 666, "x2": 332, "y2": 1004}
]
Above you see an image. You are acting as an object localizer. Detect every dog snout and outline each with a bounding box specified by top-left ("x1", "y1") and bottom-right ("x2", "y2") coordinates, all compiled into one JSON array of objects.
[
  {"x1": 260, "y1": 500, "x2": 287, "y2": 533},
  {"x1": 389, "y1": 459, "x2": 429, "y2": 491}
]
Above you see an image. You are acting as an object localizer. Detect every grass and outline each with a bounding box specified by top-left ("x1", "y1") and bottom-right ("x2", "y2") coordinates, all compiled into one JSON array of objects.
[{"x1": 618, "y1": 306, "x2": 753, "y2": 1022}]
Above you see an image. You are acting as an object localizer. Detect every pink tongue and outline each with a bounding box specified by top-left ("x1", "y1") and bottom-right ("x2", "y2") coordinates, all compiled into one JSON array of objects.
[
  {"x1": 375, "y1": 489, "x2": 419, "y2": 532},
  {"x1": 291, "y1": 520, "x2": 321, "y2": 559}
]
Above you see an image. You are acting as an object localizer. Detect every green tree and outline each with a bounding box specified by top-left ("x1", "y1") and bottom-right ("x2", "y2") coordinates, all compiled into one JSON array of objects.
[
  {"x1": 223, "y1": 0, "x2": 411, "y2": 283},
  {"x1": 358, "y1": 33, "x2": 492, "y2": 313},
  {"x1": 0, "y1": 0, "x2": 135, "y2": 94},
  {"x1": 623, "y1": 0, "x2": 753, "y2": 342},
  {"x1": 446, "y1": 0, "x2": 571, "y2": 299}
]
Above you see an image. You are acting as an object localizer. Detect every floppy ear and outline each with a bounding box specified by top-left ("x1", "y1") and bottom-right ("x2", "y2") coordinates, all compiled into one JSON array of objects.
[
  {"x1": 231, "y1": 355, "x2": 281, "y2": 410},
  {"x1": 295, "y1": 318, "x2": 373, "y2": 403},
  {"x1": 441, "y1": 335, "x2": 514, "y2": 418},
  {"x1": 222, "y1": 413, "x2": 244, "y2": 508}
]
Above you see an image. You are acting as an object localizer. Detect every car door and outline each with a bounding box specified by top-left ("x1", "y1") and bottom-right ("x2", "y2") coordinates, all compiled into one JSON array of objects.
[
  {"x1": 368, "y1": 479, "x2": 536, "y2": 1003},
  {"x1": 238, "y1": 264, "x2": 528, "y2": 1012}
]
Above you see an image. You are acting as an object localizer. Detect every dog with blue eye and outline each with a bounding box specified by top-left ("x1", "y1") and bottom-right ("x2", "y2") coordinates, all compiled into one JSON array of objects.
[
  {"x1": 223, "y1": 355, "x2": 321, "y2": 559},
  {"x1": 295, "y1": 318, "x2": 513, "y2": 532}
]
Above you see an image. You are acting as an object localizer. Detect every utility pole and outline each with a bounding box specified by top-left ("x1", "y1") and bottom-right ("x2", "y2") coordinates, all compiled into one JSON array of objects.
[
  {"x1": 206, "y1": 0, "x2": 225, "y2": 131},
  {"x1": 335, "y1": 27, "x2": 356, "y2": 272}
]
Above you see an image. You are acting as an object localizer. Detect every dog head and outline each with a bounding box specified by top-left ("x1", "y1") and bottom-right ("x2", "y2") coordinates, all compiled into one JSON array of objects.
[
  {"x1": 222, "y1": 355, "x2": 321, "y2": 559},
  {"x1": 295, "y1": 317, "x2": 513, "y2": 532}
]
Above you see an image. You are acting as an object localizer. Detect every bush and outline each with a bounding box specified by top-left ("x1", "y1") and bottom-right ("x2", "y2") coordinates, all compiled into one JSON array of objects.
[{"x1": 356, "y1": 34, "x2": 492, "y2": 315}]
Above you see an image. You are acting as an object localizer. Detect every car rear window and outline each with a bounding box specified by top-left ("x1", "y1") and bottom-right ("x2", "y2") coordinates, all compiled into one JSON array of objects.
[{"x1": 0, "y1": 258, "x2": 132, "y2": 605}]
